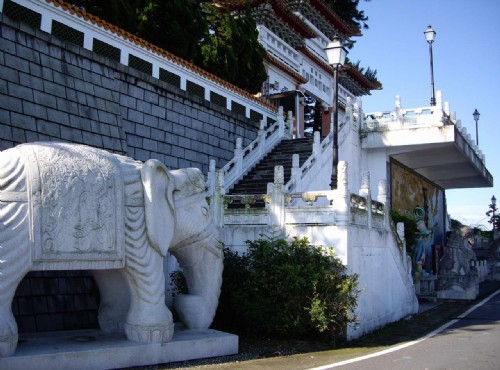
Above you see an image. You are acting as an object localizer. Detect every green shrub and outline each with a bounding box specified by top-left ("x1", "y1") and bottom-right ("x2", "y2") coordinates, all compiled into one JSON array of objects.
[{"x1": 212, "y1": 236, "x2": 359, "y2": 344}]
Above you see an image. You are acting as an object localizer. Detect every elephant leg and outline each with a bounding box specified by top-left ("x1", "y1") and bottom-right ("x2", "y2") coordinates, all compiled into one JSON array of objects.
[
  {"x1": 122, "y1": 236, "x2": 174, "y2": 343},
  {"x1": 0, "y1": 202, "x2": 30, "y2": 357},
  {"x1": 171, "y1": 234, "x2": 223, "y2": 330},
  {"x1": 92, "y1": 269, "x2": 130, "y2": 334}
]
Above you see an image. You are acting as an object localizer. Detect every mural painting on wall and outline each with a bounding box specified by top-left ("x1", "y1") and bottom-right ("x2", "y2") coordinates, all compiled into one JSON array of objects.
[{"x1": 391, "y1": 160, "x2": 445, "y2": 280}]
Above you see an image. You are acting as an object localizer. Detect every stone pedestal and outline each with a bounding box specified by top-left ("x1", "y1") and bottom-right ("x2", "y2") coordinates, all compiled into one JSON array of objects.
[
  {"x1": 0, "y1": 326, "x2": 238, "y2": 370},
  {"x1": 436, "y1": 274, "x2": 479, "y2": 300}
]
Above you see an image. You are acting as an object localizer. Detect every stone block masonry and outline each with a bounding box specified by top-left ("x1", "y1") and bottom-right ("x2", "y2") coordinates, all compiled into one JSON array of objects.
[
  {"x1": 0, "y1": 14, "x2": 259, "y2": 173},
  {"x1": 0, "y1": 13, "x2": 260, "y2": 333}
]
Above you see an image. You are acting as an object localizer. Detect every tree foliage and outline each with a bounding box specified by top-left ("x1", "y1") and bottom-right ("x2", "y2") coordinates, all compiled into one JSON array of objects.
[
  {"x1": 71, "y1": 1, "x2": 375, "y2": 94},
  {"x1": 325, "y1": 0, "x2": 370, "y2": 30},
  {"x1": 71, "y1": 0, "x2": 266, "y2": 93},
  {"x1": 212, "y1": 237, "x2": 359, "y2": 343},
  {"x1": 200, "y1": 4, "x2": 267, "y2": 93}
]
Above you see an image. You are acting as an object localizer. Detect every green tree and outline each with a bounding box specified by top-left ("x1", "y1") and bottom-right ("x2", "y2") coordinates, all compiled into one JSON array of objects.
[
  {"x1": 325, "y1": 0, "x2": 370, "y2": 30},
  {"x1": 72, "y1": 0, "x2": 141, "y2": 32},
  {"x1": 136, "y1": 0, "x2": 208, "y2": 65},
  {"x1": 201, "y1": 4, "x2": 266, "y2": 93}
]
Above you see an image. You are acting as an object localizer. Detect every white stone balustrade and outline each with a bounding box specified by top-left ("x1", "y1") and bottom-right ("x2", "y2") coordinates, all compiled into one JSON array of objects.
[
  {"x1": 213, "y1": 161, "x2": 387, "y2": 233},
  {"x1": 471, "y1": 260, "x2": 488, "y2": 283},
  {"x1": 207, "y1": 107, "x2": 291, "y2": 196},
  {"x1": 364, "y1": 91, "x2": 486, "y2": 164}
]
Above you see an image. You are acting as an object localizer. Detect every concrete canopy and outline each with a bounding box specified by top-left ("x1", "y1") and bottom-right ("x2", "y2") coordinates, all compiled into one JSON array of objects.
[{"x1": 362, "y1": 124, "x2": 493, "y2": 189}]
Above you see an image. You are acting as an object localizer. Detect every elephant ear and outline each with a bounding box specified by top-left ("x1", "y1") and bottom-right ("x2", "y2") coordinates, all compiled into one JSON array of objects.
[{"x1": 141, "y1": 159, "x2": 175, "y2": 256}]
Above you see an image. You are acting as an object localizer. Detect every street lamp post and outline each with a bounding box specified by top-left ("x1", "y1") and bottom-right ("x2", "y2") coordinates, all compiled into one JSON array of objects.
[
  {"x1": 492, "y1": 195, "x2": 497, "y2": 232},
  {"x1": 487, "y1": 195, "x2": 497, "y2": 234},
  {"x1": 424, "y1": 25, "x2": 436, "y2": 106},
  {"x1": 325, "y1": 37, "x2": 347, "y2": 190},
  {"x1": 473, "y1": 109, "x2": 480, "y2": 145}
]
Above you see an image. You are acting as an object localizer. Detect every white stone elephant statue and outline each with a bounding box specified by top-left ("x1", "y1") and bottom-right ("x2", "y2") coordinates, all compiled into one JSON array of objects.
[{"x1": 0, "y1": 142, "x2": 223, "y2": 357}]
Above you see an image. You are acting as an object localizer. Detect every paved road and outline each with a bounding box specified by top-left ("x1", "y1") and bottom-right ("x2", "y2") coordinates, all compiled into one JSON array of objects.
[{"x1": 326, "y1": 290, "x2": 500, "y2": 370}]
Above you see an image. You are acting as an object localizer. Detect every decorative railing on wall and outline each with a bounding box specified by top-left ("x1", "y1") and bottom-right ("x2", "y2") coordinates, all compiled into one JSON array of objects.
[
  {"x1": 211, "y1": 161, "x2": 389, "y2": 233},
  {"x1": 2, "y1": 0, "x2": 278, "y2": 124},
  {"x1": 207, "y1": 96, "x2": 358, "y2": 198},
  {"x1": 207, "y1": 107, "x2": 293, "y2": 196},
  {"x1": 363, "y1": 90, "x2": 486, "y2": 164}
]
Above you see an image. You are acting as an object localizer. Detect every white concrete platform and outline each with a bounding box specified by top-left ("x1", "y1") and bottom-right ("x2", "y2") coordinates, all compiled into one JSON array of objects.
[{"x1": 0, "y1": 327, "x2": 238, "y2": 370}]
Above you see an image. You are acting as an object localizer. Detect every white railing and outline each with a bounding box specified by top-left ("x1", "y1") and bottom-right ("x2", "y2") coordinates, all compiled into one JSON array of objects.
[
  {"x1": 212, "y1": 161, "x2": 389, "y2": 232},
  {"x1": 207, "y1": 107, "x2": 292, "y2": 196},
  {"x1": 4, "y1": 0, "x2": 278, "y2": 123},
  {"x1": 209, "y1": 96, "x2": 359, "y2": 199},
  {"x1": 364, "y1": 90, "x2": 486, "y2": 164},
  {"x1": 258, "y1": 25, "x2": 300, "y2": 72}
]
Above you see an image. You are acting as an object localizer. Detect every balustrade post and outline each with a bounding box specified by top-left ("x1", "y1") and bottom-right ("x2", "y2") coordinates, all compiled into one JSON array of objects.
[
  {"x1": 360, "y1": 171, "x2": 372, "y2": 228},
  {"x1": 291, "y1": 154, "x2": 301, "y2": 191},
  {"x1": 397, "y1": 222, "x2": 408, "y2": 269},
  {"x1": 277, "y1": 106, "x2": 285, "y2": 138},
  {"x1": 435, "y1": 90, "x2": 443, "y2": 111},
  {"x1": 333, "y1": 161, "x2": 349, "y2": 226},
  {"x1": 395, "y1": 95, "x2": 403, "y2": 124},
  {"x1": 258, "y1": 120, "x2": 266, "y2": 156},
  {"x1": 206, "y1": 159, "x2": 216, "y2": 196},
  {"x1": 377, "y1": 179, "x2": 388, "y2": 227},
  {"x1": 356, "y1": 98, "x2": 364, "y2": 128},
  {"x1": 313, "y1": 131, "x2": 321, "y2": 157},
  {"x1": 269, "y1": 165, "x2": 285, "y2": 228},
  {"x1": 213, "y1": 169, "x2": 225, "y2": 227},
  {"x1": 286, "y1": 111, "x2": 294, "y2": 139},
  {"x1": 235, "y1": 137, "x2": 243, "y2": 177},
  {"x1": 346, "y1": 96, "x2": 353, "y2": 124}
]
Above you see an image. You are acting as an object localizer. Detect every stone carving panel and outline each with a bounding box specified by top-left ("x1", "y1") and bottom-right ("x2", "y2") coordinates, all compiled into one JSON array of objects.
[{"x1": 19, "y1": 144, "x2": 125, "y2": 267}]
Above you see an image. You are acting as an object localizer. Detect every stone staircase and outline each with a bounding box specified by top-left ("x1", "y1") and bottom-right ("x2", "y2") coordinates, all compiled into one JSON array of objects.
[{"x1": 228, "y1": 138, "x2": 314, "y2": 195}]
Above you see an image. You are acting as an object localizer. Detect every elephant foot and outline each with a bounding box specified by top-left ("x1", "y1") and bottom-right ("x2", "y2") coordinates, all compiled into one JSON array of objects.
[
  {"x1": 0, "y1": 323, "x2": 18, "y2": 357},
  {"x1": 124, "y1": 322, "x2": 174, "y2": 343},
  {"x1": 174, "y1": 294, "x2": 211, "y2": 330},
  {"x1": 98, "y1": 311, "x2": 125, "y2": 334}
]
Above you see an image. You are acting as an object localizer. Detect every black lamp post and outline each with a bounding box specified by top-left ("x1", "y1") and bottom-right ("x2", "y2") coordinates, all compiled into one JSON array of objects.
[
  {"x1": 492, "y1": 195, "x2": 497, "y2": 231},
  {"x1": 487, "y1": 195, "x2": 497, "y2": 233},
  {"x1": 325, "y1": 37, "x2": 347, "y2": 190},
  {"x1": 473, "y1": 109, "x2": 480, "y2": 145},
  {"x1": 424, "y1": 25, "x2": 436, "y2": 106}
]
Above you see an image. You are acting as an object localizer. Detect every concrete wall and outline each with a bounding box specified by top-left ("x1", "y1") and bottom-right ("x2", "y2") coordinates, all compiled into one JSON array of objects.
[
  {"x1": 0, "y1": 14, "x2": 260, "y2": 332},
  {"x1": 222, "y1": 221, "x2": 418, "y2": 339}
]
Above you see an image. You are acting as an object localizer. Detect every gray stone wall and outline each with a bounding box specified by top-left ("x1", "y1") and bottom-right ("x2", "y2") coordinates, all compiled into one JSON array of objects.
[
  {"x1": 0, "y1": 14, "x2": 259, "y2": 332},
  {"x1": 0, "y1": 14, "x2": 259, "y2": 172}
]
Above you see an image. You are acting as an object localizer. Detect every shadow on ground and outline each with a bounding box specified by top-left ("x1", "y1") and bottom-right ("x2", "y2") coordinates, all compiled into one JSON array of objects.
[{"x1": 128, "y1": 280, "x2": 500, "y2": 370}]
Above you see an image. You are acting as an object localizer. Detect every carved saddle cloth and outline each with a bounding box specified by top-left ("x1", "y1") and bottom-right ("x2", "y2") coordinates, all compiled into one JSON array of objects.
[{"x1": 19, "y1": 143, "x2": 125, "y2": 270}]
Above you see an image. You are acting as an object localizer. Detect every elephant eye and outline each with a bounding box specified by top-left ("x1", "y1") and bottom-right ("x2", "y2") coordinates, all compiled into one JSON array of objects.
[{"x1": 201, "y1": 206, "x2": 208, "y2": 217}]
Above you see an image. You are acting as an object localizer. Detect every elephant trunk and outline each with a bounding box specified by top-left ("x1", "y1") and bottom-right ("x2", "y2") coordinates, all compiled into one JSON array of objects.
[{"x1": 170, "y1": 225, "x2": 223, "y2": 330}]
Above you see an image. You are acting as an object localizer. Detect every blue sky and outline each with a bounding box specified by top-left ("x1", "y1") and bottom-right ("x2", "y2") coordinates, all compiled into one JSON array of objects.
[{"x1": 348, "y1": 0, "x2": 500, "y2": 229}]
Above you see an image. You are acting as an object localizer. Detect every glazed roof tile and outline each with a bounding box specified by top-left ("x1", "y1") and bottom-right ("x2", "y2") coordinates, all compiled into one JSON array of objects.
[
  {"x1": 219, "y1": 0, "x2": 316, "y2": 38},
  {"x1": 308, "y1": 0, "x2": 361, "y2": 37}
]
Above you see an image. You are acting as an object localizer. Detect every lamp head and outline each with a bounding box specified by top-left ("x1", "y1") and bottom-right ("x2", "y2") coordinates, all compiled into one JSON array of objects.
[
  {"x1": 492, "y1": 195, "x2": 497, "y2": 206},
  {"x1": 325, "y1": 37, "x2": 347, "y2": 67},
  {"x1": 473, "y1": 109, "x2": 480, "y2": 122},
  {"x1": 424, "y1": 25, "x2": 436, "y2": 44}
]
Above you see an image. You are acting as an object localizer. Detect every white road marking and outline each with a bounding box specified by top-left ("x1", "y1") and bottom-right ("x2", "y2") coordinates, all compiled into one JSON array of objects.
[{"x1": 308, "y1": 288, "x2": 500, "y2": 370}]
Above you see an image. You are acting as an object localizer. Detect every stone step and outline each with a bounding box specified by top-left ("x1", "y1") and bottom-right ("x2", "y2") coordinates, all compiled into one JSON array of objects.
[{"x1": 228, "y1": 138, "x2": 314, "y2": 200}]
